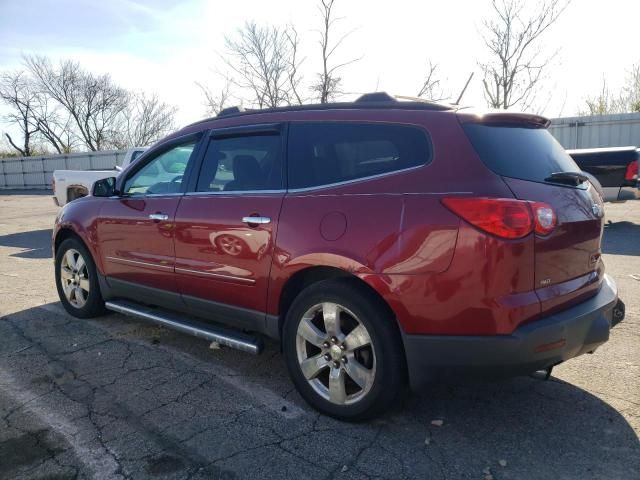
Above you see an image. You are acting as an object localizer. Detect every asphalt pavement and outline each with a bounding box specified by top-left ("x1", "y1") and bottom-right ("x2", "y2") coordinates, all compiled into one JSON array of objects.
[{"x1": 0, "y1": 192, "x2": 638, "y2": 480}]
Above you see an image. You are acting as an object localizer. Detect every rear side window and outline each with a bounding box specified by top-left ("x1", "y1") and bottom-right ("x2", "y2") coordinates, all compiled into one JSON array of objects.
[
  {"x1": 463, "y1": 124, "x2": 580, "y2": 183},
  {"x1": 288, "y1": 123, "x2": 432, "y2": 189},
  {"x1": 195, "y1": 134, "x2": 282, "y2": 192}
]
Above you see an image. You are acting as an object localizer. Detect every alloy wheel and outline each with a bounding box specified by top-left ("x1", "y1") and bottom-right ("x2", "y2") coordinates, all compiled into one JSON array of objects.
[
  {"x1": 295, "y1": 302, "x2": 376, "y2": 405},
  {"x1": 60, "y1": 248, "x2": 90, "y2": 308}
]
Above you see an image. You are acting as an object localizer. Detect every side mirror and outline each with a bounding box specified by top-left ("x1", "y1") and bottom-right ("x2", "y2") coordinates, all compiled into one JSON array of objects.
[{"x1": 93, "y1": 177, "x2": 117, "y2": 197}]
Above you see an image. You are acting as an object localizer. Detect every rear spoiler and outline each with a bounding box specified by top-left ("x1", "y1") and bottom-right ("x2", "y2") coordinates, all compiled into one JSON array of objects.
[{"x1": 457, "y1": 111, "x2": 551, "y2": 129}]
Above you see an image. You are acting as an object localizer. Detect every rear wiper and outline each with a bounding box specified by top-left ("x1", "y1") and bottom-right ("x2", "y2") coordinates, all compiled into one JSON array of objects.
[{"x1": 544, "y1": 171, "x2": 590, "y2": 186}]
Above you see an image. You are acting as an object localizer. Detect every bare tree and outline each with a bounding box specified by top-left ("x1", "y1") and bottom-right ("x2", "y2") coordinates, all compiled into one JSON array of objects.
[
  {"x1": 479, "y1": 0, "x2": 570, "y2": 110},
  {"x1": 313, "y1": 0, "x2": 360, "y2": 103},
  {"x1": 581, "y1": 78, "x2": 625, "y2": 115},
  {"x1": 223, "y1": 21, "x2": 299, "y2": 108},
  {"x1": 197, "y1": 78, "x2": 233, "y2": 116},
  {"x1": 24, "y1": 55, "x2": 128, "y2": 150},
  {"x1": 284, "y1": 25, "x2": 305, "y2": 105},
  {"x1": 0, "y1": 71, "x2": 39, "y2": 156},
  {"x1": 620, "y1": 64, "x2": 640, "y2": 112},
  {"x1": 31, "y1": 90, "x2": 75, "y2": 154},
  {"x1": 417, "y1": 61, "x2": 445, "y2": 101},
  {"x1": 118, "y1": 92, "x2": 177, "y2": 147},
  {"x1": 580, "y1": 64, "x2": 640, "y2": 115}
]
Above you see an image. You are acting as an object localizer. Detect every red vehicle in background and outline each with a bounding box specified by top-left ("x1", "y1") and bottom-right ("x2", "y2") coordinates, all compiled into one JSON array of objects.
[{"x1": 53, "y1": 93, "x2": 625, "y2": 420}]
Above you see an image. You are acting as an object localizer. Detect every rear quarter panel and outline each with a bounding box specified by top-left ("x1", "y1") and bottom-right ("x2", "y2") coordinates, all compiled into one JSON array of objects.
[{"x1": 267, "y1": 109, "x2": 517, "y2": 332}]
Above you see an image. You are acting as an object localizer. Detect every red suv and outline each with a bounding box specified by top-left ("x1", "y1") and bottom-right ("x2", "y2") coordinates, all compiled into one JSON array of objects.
[{"x1": 53, "y1": 93, "x2": 624, "y2": 420}]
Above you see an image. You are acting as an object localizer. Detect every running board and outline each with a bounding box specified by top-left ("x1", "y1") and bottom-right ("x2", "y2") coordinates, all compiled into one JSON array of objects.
[{"x1": 105, "y1": 300, "x2": 264, "y2": 355}]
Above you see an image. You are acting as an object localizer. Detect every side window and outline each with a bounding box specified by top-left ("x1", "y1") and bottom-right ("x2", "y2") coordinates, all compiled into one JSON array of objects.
[
  {"x1": 123, "y1": 141, "x2": 197, "y2": 195},
  {"x1": 288, "y1": 123, "x2": 432, "y2": 189},
  {"x1": 130, "y1": 149, "x2": 145, "y2": 163},
  {"x1": 195, "y1": 134, "x2": 282, "y2": 192}
]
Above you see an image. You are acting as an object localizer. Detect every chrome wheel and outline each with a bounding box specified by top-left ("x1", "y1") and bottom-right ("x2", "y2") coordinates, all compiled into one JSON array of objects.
[
  {"x1": 60, "y1": 248, "x2": 90, "y2": 308},
  {"x1": 295, "y1": 302, "x2": 376, "y2": 406}
]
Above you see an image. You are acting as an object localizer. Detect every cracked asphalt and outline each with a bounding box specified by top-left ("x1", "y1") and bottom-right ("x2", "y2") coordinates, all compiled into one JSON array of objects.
[{"x1": 0, "y1": 192, "x2": 638, "y2": 480}]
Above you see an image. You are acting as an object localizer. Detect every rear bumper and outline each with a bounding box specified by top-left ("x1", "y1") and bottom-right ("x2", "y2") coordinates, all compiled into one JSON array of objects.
[{"x1": 403, "y1": 274, "x2": 622, "y2": 389}]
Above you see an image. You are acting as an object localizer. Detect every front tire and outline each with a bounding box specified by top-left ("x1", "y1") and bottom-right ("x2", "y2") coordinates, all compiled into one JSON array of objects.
[
  {"x1": 283, "y1": 279, "x2": 406, "y2": 421},
  {"x1": 55, "y1": 237, "x2": 105, "y2": 318}
]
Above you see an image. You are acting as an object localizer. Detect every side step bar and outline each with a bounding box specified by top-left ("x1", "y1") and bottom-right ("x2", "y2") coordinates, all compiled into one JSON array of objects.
[{"x1": 105, "y1": 300, "x2": 264, "y2": 355}]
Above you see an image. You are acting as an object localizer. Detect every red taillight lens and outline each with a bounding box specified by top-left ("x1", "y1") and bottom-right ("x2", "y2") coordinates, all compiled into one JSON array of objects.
[
  {"x1": 625, "y1": 160, "x2": 638, "y2": 181},
  {"x1": 441, "y1": 197, "x2": 534, "y2": 239},
  {"x1": 530, "y1": 201, "x2": 557, "y2": 236},
  {"x1": 442, "y1": 197, "x2": 557, "y2": 239}
]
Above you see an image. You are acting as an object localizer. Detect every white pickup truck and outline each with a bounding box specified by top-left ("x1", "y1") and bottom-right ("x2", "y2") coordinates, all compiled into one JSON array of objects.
[{"x1": 52, "y1": 147, "x2": 147, "y2": 206}]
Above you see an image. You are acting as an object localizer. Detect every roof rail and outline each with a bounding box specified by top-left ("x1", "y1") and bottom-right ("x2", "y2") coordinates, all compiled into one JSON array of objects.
[
  {"x1": 182, "y1": 93, "x2": 455, "y2": 128},
  {"x1": 217, "y1": 106, "x2": 246, "y2": 117},
  {"x1": 355, "y1": 92, "x2": 396, "y2": 103}
]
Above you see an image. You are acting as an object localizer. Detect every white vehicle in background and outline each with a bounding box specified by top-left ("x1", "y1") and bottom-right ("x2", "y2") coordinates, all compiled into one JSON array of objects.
[{"x1": 52, "y1": 147, "x2": 147, "y2": 206}]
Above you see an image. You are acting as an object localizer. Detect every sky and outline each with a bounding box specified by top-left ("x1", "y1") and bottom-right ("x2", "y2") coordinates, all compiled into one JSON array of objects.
[{"x1": 1, "y1": 0, "x2": 639, "y2": 137}]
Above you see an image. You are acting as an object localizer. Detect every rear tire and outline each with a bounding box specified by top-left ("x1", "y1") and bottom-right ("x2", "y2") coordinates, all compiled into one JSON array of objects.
[
  {"x1": 55, "y1": 237, "x2": 106, "y2": 318},
  {"x1": 283, "y1": 279, "x2": 406, "y2": 421}
]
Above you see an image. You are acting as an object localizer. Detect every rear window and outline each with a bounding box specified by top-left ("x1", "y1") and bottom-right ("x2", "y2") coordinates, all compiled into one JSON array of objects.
[
  {"x1": 463, "y1": 124, "x2": 580, "y2": 183},
  {"x1": 288, "y1": 122, "x2": 432, "y2": 189}
]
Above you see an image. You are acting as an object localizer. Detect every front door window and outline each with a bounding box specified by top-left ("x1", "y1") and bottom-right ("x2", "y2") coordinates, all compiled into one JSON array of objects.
[{"x1": 124, "y1": 141, "x2": 197, "y2": 195}]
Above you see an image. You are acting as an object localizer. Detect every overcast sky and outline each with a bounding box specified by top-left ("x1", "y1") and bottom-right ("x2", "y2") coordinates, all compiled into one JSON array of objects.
[{"x1": 1, "y1": 0, "x2": 639, "y2": 134}]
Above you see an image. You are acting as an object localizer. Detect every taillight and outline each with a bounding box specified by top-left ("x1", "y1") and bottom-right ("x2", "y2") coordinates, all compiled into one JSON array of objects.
[
  {"x1": 625, "y1": 160, "x2": 638, "y2": 181},
  {"x1": 441, "y1": 197, "x2": 557, "y2": 239},
  {"x1": 530, "y1": 201, "x2": 557, "y2": 235}
]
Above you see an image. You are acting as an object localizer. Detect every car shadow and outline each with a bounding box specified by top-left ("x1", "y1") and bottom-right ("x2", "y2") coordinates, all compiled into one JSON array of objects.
[
  {"x1": 394, "y1": 375, "x2": 639, "y2": 478},
  {"x1": 0, "y1": 229, "x2": 52, "y2": 259},
  {"x1": 603, "y1": 221, "x2": 640, "y2": 256},
  {"x1": 3, "y1": 302, "x2": 637, "y2": 479}
]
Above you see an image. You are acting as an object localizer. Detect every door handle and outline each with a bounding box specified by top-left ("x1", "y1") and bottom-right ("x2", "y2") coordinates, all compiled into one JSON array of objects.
[
  {"x1": 149, "y1": 213, "x2": 169, "y2": 221},
  {"x1": 242, "y1": 216, "x2": 271, "y2": 225}
]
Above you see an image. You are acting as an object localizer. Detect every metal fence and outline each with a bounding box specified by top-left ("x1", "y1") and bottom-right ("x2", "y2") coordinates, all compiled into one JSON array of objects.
[
  {"x1": 0, "y1": 150, "x2": 128, "y2": 190},
  {"x1": 549, "y1": 112, "x2": 640, "y2": 149}
]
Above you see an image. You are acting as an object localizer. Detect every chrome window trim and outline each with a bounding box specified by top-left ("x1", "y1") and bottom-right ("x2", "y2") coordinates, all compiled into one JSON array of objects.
[
  {"x1": 185, "y1": 189, "x2": 285, "y2": 196},
  {"x1": 289, "y1": 191, "x2": 474, "y2": 197},
  {"x1": 175, "y1": 267, "x2": 256, "y2": 284},
  {"x1": 134, "y1": 192, "x2": 185, "y2": 198},
  {"x1": 286, "y1": 163, "x2": 426, "y2": 193},
  {"x1": 110, "y1": 192, "x2": 184, "y2": 199},
  {"x1": 105, "y1": 256, "x2": 173, "y2": 271}
]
